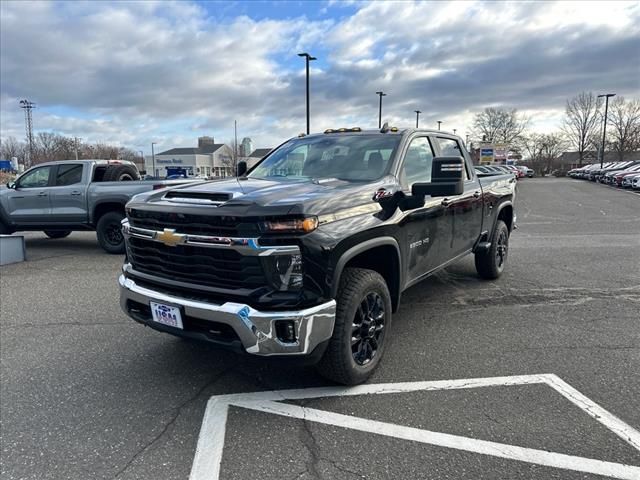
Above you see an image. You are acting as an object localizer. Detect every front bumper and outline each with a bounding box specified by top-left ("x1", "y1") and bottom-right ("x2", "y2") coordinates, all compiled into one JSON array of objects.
[{"x1": 119, "y1": 274, "x2": 336, "y2": 356}]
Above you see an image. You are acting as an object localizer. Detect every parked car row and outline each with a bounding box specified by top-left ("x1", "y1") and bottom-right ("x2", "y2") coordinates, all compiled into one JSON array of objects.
[
  {"x1": 474, "y1": 164, "x2": 534, "y2": 179},
  {"x1": 568, "y1": 161, "x2": 640, "y2": 190}
]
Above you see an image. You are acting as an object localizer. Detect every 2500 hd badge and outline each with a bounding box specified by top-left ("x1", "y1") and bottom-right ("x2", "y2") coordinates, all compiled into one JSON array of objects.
[{"x1": 119, "y1": 126, "x2": 516, "y2": 385}]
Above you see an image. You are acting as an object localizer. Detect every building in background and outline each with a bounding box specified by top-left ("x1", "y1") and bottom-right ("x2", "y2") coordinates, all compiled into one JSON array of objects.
[
  {"x1": 240, "y1": 137, "x2": 253, "y2": 157},
  {"x1": 146, "y1": 136, "x2": 233, "y2": 178}
]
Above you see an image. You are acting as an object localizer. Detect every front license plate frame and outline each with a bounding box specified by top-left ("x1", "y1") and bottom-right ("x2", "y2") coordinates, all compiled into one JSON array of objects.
[{"x1": 150, "y1": 301, "x2": 184, "y2": 330}]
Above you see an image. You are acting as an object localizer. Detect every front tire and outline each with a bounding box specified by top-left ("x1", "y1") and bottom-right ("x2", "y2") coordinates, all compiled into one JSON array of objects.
[
  {"x1": 317, "y1": 268, "x2": 391, "y2": 385},
  {"x1": 44, "y1": 230, "x2": 71, "y2": 239},
  {"x1": 96, "y1": 211, "x2": 125, "y2": 254},
  {"x1": 475, "y1": 219, "x2": 509, "y2": 280}
]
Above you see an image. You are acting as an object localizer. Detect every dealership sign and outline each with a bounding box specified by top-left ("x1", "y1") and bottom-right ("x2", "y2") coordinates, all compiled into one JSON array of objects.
[{"x1": 480, "y1": 148, "x2": 494, "y2": 164}]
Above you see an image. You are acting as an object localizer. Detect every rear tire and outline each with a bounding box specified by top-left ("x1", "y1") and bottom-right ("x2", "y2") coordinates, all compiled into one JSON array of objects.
[
  {"x1": 103, "y1": 164, "x2": 140, "y2": 182},
  {"x1": 44, "y1": 230, "x2": 72, "y2": 239},
  {"x1": 316, "y1": 268, "x2": 391, "y2": 385},
  {"x1": 96, "y1": 211, "x2": 125, "y2": 254},
  {"x1": 475, "y1": 219, "x2": 509, "y2": 280}
]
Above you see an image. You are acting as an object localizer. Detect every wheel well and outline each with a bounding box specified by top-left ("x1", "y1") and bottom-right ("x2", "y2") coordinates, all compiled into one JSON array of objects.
[
  {"x1": 498, "y1": 205, "x2": 513, "y2": 232},
  {"x1": 342, "y1": 245, "x2": 401, "y2": 312},
  {"x1": 93, "y1": 202, "x2": 125, "y2": 224}
]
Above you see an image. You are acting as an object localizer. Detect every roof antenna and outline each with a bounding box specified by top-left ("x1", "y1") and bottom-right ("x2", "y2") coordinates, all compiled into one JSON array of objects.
[{"x1": 380, "y1": 122, "x2": 390, "y2": 133}]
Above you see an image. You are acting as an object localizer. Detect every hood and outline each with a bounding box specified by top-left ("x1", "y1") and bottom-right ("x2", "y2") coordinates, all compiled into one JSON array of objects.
[{"x1": 129, "y1": 176, "x2": 399, "y2": 217}]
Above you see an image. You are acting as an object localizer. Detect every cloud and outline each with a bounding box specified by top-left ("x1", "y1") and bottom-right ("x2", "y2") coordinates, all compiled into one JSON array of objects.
[{"x1": 1, "y1": 0, "x2": 639, "y2": 151}]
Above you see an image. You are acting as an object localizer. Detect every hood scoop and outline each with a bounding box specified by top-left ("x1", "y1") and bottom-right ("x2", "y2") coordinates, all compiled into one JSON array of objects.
[{"x1": 164, "y1": 190, "x2": 234, "y2": 206}]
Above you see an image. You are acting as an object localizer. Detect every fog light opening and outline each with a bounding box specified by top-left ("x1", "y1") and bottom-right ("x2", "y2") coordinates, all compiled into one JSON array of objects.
[{"x1": 275, "y1": 320, "x2": 297, "y2": 344}]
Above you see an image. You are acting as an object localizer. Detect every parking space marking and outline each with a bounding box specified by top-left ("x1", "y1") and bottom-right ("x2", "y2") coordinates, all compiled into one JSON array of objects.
[{"x1": 190, "y1": 374, "x2": 640, "y2": 480}]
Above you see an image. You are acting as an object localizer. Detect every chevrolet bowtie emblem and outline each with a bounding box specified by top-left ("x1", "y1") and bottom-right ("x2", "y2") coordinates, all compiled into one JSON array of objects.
[{"x1": 155, "y1": 228, "x2": 185, "y2": 247}]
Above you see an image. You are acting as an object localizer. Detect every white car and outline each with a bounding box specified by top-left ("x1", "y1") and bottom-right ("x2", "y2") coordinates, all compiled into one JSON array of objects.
[{"x1": 632, "y1": 174, "x2": 640, "y2": 190}]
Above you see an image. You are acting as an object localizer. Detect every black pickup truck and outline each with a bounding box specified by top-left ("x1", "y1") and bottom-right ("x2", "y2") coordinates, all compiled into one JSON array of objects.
[{"x1": 119, "y1": 126, "x2": 516, "y2": 384}]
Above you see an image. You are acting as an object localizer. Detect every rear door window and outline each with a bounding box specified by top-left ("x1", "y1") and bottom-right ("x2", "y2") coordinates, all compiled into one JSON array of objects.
[
  {"x1": 54, "y1": 164, "x2": 83, "y2": 186},
  {"x1": 436, "y1": 137, "x2": 470, "y2": 180}
]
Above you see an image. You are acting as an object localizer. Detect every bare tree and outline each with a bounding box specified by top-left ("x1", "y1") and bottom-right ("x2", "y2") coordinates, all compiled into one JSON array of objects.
[
  {"x1": 540, "y1": 133, "x2": 568, "y2": 173},
  {"x1": 520, "y1": 132, "x2": 567, "y2": 174},
  {"x1": 561, "y1": 92, "x2": 602, "y2": 166},
  {"x1": 218, "y1": 144, "x2": 236, "y2": 176},
  {"x1": 608, "y1": 97, "x2": 640, "y2": 161},
  {"x1": 0, "y1": 136, "x2": 25, "y2": 164},
  {"x1": 520, "y1": 133, "x2": 545, "y2": 167},
  {"x1": 472, "y1": 107, "x2": 529, "y2": 145}
]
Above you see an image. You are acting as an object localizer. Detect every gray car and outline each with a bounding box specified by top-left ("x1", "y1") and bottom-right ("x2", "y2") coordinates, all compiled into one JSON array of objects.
[{"x1": 0, "y1": 160, "x2": 197, "y2": 253}]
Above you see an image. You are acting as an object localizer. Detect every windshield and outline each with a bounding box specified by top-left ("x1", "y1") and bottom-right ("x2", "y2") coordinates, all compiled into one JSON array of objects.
[{"x1": 248, "y1": 134, "x2": 401, "y2": 182}]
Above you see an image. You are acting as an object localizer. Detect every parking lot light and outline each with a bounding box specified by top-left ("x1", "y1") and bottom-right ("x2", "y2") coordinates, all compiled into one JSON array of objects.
[
  {"x1": 376, "y1": 91, "x2": 387, "y2": 128},
  {"x1": 298, "y1": 53, "x2": 317, "y2": 135},
  {"x1": 597, "y1": 93, "x2": 616, "y2": 168}
]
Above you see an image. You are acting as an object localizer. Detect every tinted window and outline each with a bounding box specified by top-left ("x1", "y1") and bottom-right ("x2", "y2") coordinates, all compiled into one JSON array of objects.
[
  {"x1": 18, "y1": 166, "x2": 52, "y2": 188},
  {"x1": 399, "y1": 137, "x2": 434, "y2": 188},
  {"x1": 249, "y1": 135, "x2": 401, "y2": 182},
  {"x1": 55, "y1": 164, "x2": 83, "y2": 186},
  {"x1": 437, "y1": 137, "x2": 470, "y2": 180}
]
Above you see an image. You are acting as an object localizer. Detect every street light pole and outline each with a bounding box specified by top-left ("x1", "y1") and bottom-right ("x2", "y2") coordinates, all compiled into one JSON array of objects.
[
  {"x1": 376, "y1": 91, "x2": 386, "y2": 128},
  {"x1": 298, "y1": 53, "x2": 317, "y2": 134},
  {"x1": 453, "y1": 129, "x2": 457, "y2": 135},
  {"x1": 414, "y1": 110, "x2": 421, "y2": 128},
  {"x1": 437, "y1": 120, "x2": 442, "y2": 130},
  {"x1": 151, "y1": 142, "x2": 157, "y2": 178},
  {"x1": 597, "y1": 93, "x2": 616, "y2": 168}
]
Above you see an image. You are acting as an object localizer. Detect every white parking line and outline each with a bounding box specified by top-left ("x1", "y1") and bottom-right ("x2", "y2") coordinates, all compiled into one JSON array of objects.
[{"x1": 190, "y1": 374, "x2": 640, "y2": 480}]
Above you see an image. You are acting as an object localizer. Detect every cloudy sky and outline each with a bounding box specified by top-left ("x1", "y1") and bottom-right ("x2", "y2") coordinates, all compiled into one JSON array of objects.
[{"x1": 1, "y1": 0, "x2": 639, "y2": 153}]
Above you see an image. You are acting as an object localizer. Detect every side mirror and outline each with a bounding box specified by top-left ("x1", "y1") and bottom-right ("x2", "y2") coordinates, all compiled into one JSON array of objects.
[
  {"x1": 236, "y1": 161, "x2": 247, "y2": 177},
  {"x1": 6, "y1": 181, "x2": 16, "y2": 189},
  {"x1": 411, "y1": 156, "x2": 464, "y2": 197}
]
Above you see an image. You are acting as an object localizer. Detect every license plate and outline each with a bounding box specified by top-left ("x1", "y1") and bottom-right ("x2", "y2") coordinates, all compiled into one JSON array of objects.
[{"x1": 150, "y1": 302, "x2": 183, "y2": 329}]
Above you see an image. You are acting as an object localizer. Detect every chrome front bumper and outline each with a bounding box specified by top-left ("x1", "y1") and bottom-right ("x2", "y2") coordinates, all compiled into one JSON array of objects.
[{"x1": 119, "y1": 274, "x2": 336, "y2": 356}]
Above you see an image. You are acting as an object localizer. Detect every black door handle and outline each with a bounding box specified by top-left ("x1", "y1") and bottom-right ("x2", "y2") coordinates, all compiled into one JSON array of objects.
[
  {"x1": 37, "y1": 192, "x2": 48, "y2": 197},
  {"x1": 71, "y1": 191, "x2": 82, "y2": 196}
]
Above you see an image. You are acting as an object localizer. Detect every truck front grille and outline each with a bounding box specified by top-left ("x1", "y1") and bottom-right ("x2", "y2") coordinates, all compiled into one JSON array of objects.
[
  {"x1": 128, "y1": 209, "x2": 248, "y2": 236},
  {"x1": 127, "y1": 236, "x2": 266, "y2": 290}
]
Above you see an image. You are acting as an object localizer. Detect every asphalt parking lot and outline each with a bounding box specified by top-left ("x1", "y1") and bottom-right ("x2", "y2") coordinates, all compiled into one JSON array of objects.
[{"x1": 1, "y1": 178, "x2": 639, "y2": 480}]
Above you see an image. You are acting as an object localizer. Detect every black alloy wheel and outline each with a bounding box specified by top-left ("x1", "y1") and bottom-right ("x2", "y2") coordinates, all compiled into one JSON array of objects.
[
  {"x1": 96, "y1": 211, "x2": 126, "y2": 254},
  {"x1": 495, "y1": 228, "x2": 508, "y2": 270},
  {"x1": 351, "y1": 292, "x2": 386, "y2": 366},
  {"x1": 474, "y1": 219, "x2": 510, "y2": 280},
  {"x1": 317, "y1": 267, "x2": 392, "y2": 385}
]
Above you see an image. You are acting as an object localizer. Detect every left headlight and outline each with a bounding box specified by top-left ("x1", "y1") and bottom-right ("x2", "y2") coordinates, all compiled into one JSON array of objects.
[
  {"x1": 262, "y1": 217, "x2": 318, "y2": 234},
  {"x1": 262, "y1": 254, "x2": 304, "y2": 291}
]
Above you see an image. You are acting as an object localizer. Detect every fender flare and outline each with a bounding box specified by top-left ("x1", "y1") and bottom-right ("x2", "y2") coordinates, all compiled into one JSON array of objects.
[
  {"x1": 330, "y1": 236, "x2": 402, "y2": 310},
  {"x1": 493, "y1": 200, "x2": 514, "y2": 233},
  {"x1": 90, "y1": 200, "x2": 127, "y2": 225}
]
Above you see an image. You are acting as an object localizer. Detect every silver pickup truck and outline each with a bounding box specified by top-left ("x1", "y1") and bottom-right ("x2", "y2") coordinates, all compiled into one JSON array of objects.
[{"x1": 0, "y1": 160, "x2": 195, "y2": 253}]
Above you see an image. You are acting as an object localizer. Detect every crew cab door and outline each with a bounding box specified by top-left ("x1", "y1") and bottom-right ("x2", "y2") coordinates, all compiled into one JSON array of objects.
[
  {"x1": 434, "y1": 137, "x2": 484, "y2": 256},
  {"x1": 397, "y1": 136, "x2": 447, "y2": 281},
  {"x1": 49, "y1": 163, "x2": 88, "y2": 223},
  {"x1": 5, "y1": 165, "x2": 53, "y2": 224}
]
